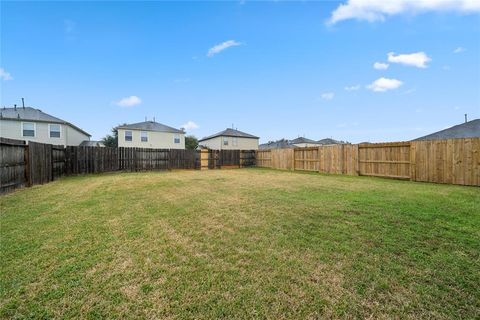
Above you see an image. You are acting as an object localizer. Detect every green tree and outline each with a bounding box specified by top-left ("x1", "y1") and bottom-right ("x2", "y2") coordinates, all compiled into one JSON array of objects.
[
  {"x1": 101, "y1": 124, "x2": 125, "y2": 148},
  {"x1": 185, "y1": 135, "x2": 198, "y2": 150}
]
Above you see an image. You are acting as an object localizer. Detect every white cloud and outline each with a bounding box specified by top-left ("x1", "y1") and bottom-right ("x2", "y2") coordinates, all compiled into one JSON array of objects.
[
  {"x1": 207, "y1": 40, "x2": 242, "y2": 57},
  {"x1": 328, "y1": 0, "x2": 480, "y2": 25},
  {"x1": 115, "y1": 95, "x2": 142, "y2": 107},
  {"x1": 0, "y1": 68, "x2": 13, "y2": 81},
  {"x1": 373, "y1": 62, "x2": 389, "y2": 70},
  {"x1": 387, "y1": 52, "x2": 431, "y2": 68},
  {"x1": 367, "y1": 77, "x2": 403, "y2": 92},
  {"x1": 321, "y1": 92, "x2": 335, "y2": 100},
  {"x1": 181, "y1": 121, "x2": 199, "y2": 131},
  {"x1": 345, "y1": 85, "x2": 361, "y2": 91},
  {"x1": 453, "y1": 47, "x2": 466, "y2": 53}
]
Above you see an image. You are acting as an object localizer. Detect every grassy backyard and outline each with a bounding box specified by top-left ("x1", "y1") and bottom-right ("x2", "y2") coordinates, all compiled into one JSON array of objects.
[{"x1": 1, "y1": 169, "x2": 479, "y2": 319}]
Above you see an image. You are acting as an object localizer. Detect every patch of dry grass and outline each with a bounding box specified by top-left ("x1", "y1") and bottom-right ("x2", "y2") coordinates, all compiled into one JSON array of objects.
[{"x1": 1, "y1": 169, "x2": 479, "y2": 319}]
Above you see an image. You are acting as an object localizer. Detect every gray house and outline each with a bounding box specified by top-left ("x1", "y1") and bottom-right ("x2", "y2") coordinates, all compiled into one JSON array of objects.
[
  {"x1": 0, "y1": 106, "x2": 91, "y2": 146},
  {"x1": 413, "y1": 119, "x2": 480, "y2": 141}
]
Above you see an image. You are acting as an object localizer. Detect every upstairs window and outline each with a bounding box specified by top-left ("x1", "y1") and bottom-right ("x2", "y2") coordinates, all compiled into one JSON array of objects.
[
  {"x1": 223, "y1": 137, "x2": 229, "y2": 146},
  {"x1": 141, "y1": 131, "x2": 148, "y2": 142},
  {"x1": 174, "y1": 134, "x2": 181, "y2": 144},
  {"x1": 49, "y1": 124, "x2": 61, "y2": 138},
  {"x1": 22, "y1": 122, "x2": 35, "y2": 137},
  {"x1": 232, "y1": 137, "x2": 238, "y2": 146},
  {"x1": 125, "y1": 131, "x2": 132, "y2": 142}
]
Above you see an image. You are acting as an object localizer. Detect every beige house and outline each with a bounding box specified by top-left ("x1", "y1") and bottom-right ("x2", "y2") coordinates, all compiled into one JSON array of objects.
[
  {"x1": 117, "y1": 121, "x2": 185, "y2": 149},
  {"x1": 199, "y1": 128, "x2": 259, "y2": 150},
  {"x1": 0, "y1": 106, "x2": 91, "y2": 146}
]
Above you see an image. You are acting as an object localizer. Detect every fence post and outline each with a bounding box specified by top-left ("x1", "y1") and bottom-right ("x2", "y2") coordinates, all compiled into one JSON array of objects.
[
  {"x1": 24, "y1": 144, "x2": 31, "y2": 187},
  {"x1": 200, "y1": 149, "x2": 209, "y2": 170},
  {"x1": 410, "y1": 142, "x2": 416, "y2": 181}
]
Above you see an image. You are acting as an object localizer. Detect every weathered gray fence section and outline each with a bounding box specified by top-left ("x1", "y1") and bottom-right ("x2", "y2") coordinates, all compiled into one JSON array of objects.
[
  {"x1": 28, "y1": 142, "x2": 53, "y2": 185},
  {"x1": 0, "y1": 138, "x2": 28, "y2": 193},
  {"x1": 0, "y1": 141, "x2": 256, "y2": 194},
  {"x1": 66, "y1": 146, "x2": 119, "y2": 174}
]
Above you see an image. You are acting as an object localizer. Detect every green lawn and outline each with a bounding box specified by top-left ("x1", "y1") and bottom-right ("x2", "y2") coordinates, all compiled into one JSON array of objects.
[{"x1": 1, "y1": 169, "x2": 479, "y2": 319}]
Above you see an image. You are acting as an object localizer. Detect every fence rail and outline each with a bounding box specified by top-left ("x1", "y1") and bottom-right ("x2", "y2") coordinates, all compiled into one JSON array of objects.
[
  {"x1": 0, "y1": 141, "x2": 256, "y2": 194},
  {"x1": 257, "y1": 138, "x2": 479, "y2": 186}
]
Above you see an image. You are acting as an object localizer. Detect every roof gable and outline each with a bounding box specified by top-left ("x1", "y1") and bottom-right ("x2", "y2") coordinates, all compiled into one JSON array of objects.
[{"x1": 199, "y1": 128, "x2": 259, "y2": 141}]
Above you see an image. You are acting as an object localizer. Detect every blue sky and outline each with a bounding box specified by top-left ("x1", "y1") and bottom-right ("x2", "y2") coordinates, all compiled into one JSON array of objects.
[{"x1": 1, "y1": 1, "x2": 479, "y2": 143}]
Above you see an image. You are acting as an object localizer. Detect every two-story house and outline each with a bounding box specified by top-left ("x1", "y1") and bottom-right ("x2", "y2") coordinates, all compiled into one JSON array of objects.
[
  {"x1": 0, "y1": 106, "x2": 91, "y2": 146},
  {"x1": 117, "y1": 121, "x2": 185, "y2": 149}
]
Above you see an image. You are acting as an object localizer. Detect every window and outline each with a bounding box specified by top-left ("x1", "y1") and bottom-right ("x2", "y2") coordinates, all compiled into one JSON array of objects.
[
  {"x1": 174, "y1": 134, "x2": 181, "y2": 144},
  {"x1": 232, "y1": 137, "x2": 238, "y2": 146},
  {"x1": 22, "y1": 122, "x2": 35, "y2": 137},
  {"x1": 49, "y1": 124, "x2": 61, "y2": 138},
  {"x1": 125, "y1": 131, "x2": 132, "y2": 142},
  {"x1": 141, "y1": 131, "x2": 148, "y2": 142},
  {"x1": 223, "y1": 137, "x2": 229, "y2": 146}
]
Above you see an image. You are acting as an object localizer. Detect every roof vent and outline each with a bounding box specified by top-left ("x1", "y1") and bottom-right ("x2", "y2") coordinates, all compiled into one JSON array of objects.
[
  {"x1": 22, "y1": 98, "x2": 25, "y2": 109},
  {"x1": 14, "y1": 104, "x2": 17, "y2": 110},
  {"x1": 17, "y1": 114, "x2": 20, "y2": 119}
]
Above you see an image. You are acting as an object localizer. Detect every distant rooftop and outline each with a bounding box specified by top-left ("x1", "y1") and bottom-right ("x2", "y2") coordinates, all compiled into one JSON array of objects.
[
  {"x1": 259, "y1": 137, "x2": 345, "y2": 149},
  {"x1": 0, "y1": 106, "x2": 91, "y2": 136},
  {"x1": 413, "y1": 119, "x2": 480, "y2": 141},
  {"x1": 199, "y1": 128, "x2": 259, "y2": 142},
  {"x1": 290, "y1": 137, "x2": 320, "y2": 145},
  {"x1": 317, "y1": 138, "x2": 343, "y2": 145},
  {"x1": 117, "y1": 121, "x2": 184, "y2": 134}
]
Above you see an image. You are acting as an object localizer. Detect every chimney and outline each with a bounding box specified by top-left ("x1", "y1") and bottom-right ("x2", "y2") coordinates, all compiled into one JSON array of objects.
[
  {"x1": 22, "y1": 98, "x2": 25, "y2": 109},
  {"x1": 465, "y1": 114, "x2": 468, "y2": 123}
]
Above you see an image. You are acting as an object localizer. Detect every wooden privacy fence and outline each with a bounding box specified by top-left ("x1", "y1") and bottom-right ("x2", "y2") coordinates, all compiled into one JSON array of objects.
[
  {"x1": 0, "y1": 140, "x2": 257, "y2": 194},
  {"x1": 257, "y1": 138, "x2": 480, "y2": 186},
  {"x1": 0, "y1": 138, "x2": 28, "y2": 193}
]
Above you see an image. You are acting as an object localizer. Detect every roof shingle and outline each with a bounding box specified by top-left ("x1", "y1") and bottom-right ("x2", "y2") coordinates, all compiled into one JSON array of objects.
[
  {"x1": 199, "y1": 128, "x2": 259, "y2": 142},
  {"x1": 117, "y1": 121, "x2": 184, "y2": 133}
]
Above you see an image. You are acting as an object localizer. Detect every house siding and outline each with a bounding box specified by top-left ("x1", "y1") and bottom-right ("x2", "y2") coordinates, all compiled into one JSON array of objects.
[
  {"x1": 117, "y1": 128, "x2": 185, "y2": 149},
  {"x1": 0, "y1": 119, "x2": 89, "y2": 146},
  {"x1": 200, "y1": 136, "x2": 258, "y2": 150}
]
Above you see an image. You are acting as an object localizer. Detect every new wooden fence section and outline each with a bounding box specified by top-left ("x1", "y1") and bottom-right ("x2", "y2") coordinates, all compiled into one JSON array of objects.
[
  {"x1": 358, "y1": 142, "x2": 410, "y2": 179},
  {"x1": 256, "y1": 148, "x2": 294, "y2": 170},
  {"x1": 256, "y1": 138, "x2": 479, "y2": 186}
]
